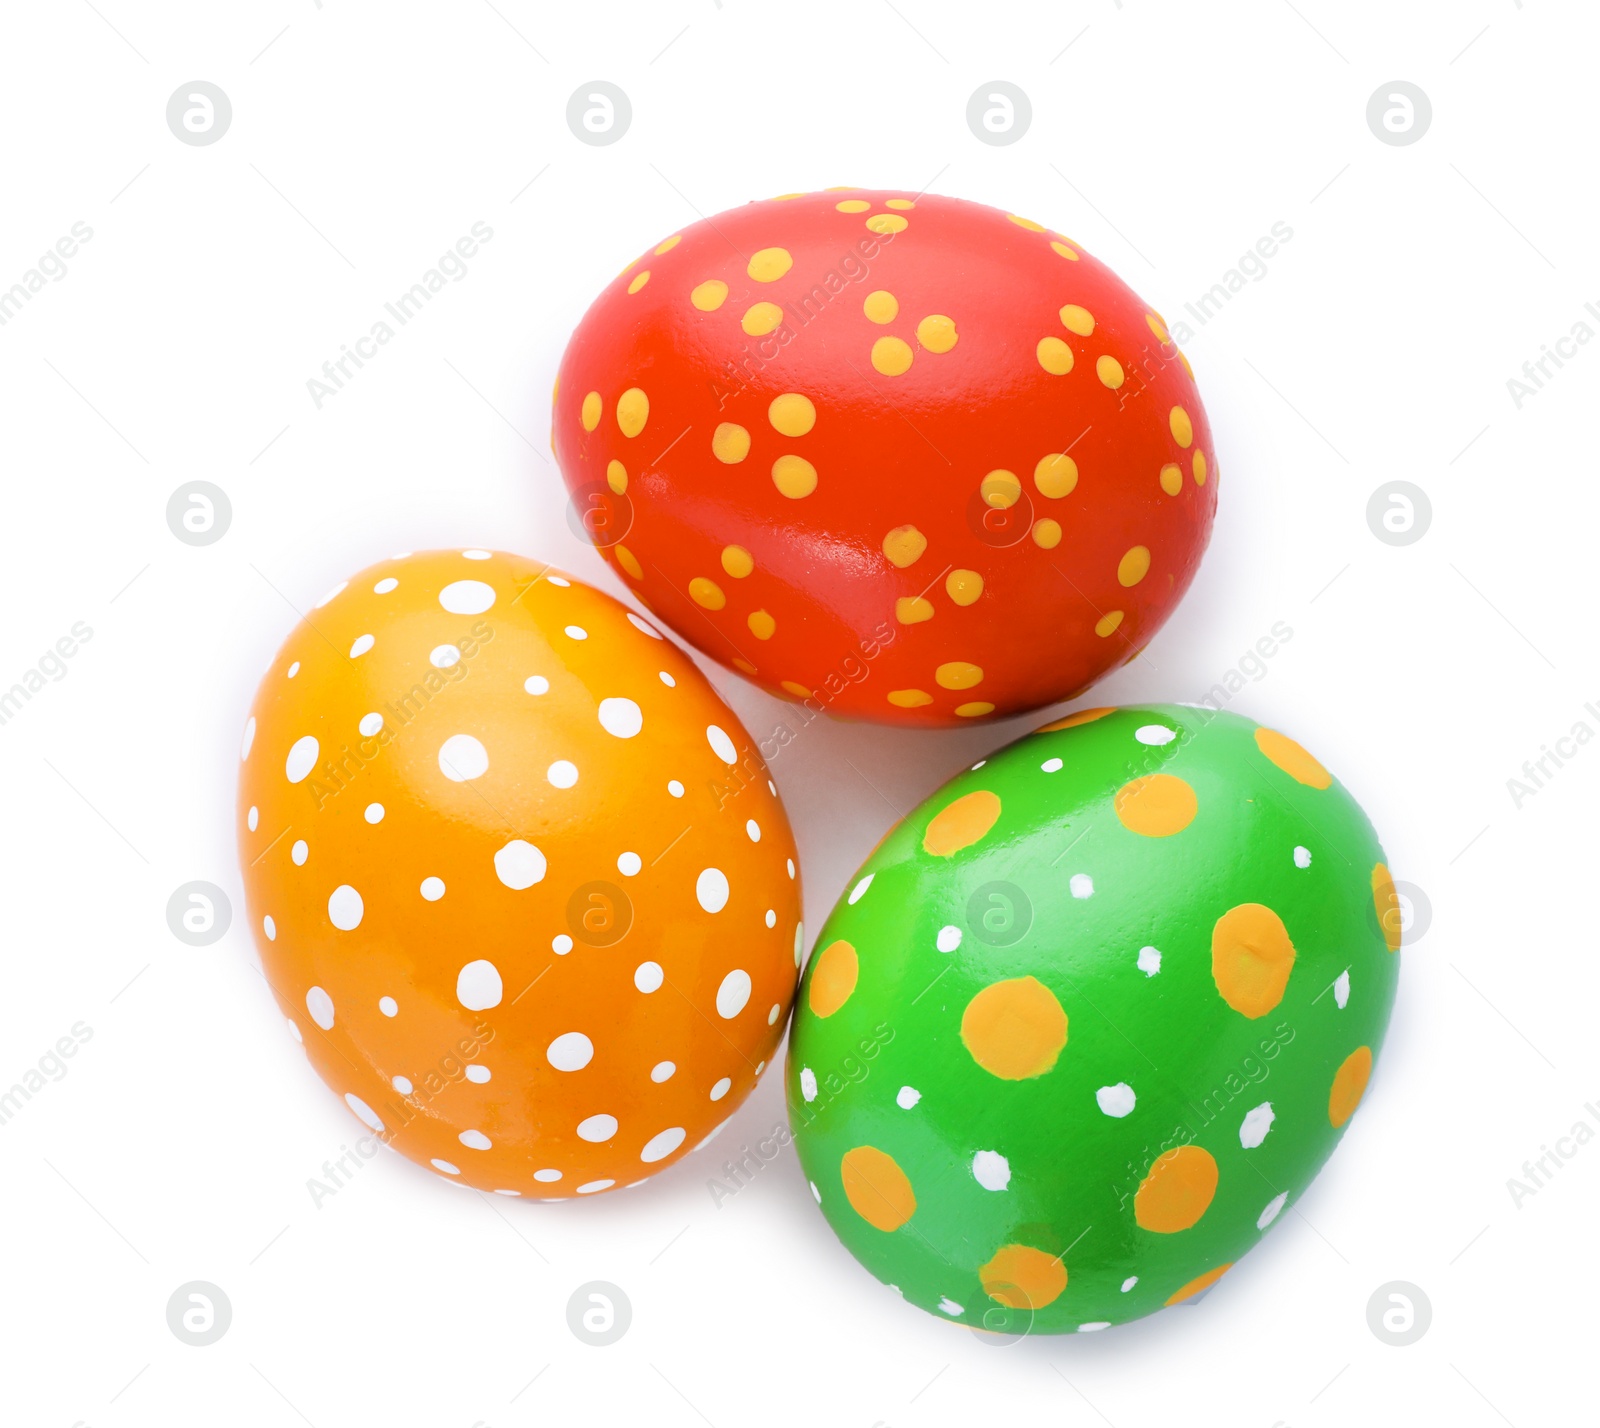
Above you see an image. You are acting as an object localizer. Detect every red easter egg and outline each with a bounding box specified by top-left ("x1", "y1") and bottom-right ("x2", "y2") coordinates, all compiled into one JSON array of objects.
[{"x1": 553, "y1": 188, "x2": 1217, "y2": 726}]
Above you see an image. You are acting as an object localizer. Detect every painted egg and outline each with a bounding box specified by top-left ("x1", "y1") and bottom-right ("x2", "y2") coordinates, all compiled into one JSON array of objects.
[
  {"x1": 552, "y1": 188, "x2": 1217, "y2": 727},
  {"x1": 786, "y1": 704, "x2": 1400, "y2": 1331},
  {"x1": 237, "y1": 550, "x2": 800, "y2": 1197}
]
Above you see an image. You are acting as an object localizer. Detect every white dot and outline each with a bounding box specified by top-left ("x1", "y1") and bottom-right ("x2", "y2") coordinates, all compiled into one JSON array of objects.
[
  {"x1": 617, "y1": 851, "x2": 642, "y2": 877},
  {"x1": 1097, "y1": 1082, "x2": 1136, "y2": 1118},
  {"x1": 897, "y1": 1086, "x2": 921, "y2": 1110},
  {"x1": 972, "y1": 759, "x2": 986, "y2": 770},
  {"x1": 534, "y1": 1168, "x2": 563, "y2": 1183},
  {"x1": 706, "y1": 724, "x2": 738, "y2": 764},
  {"x1": 1078, "y1": 1322, "x2": 1111, "y2": 1332},
  {"x1": 564, "y1": 624, "x2": 588, "y2": 640},
  {"x1": 634, "y1": 962, "x2": 664, "y2": 993},
  {"x1": 1121, "y1": 1276, "x2": 1139, "y2": 1293},
  {"x1": 793, "y1": 922, "x2": 804, "y2": 965},
  {"x1": 716, "y1": 968, "x2": 751, "y2": 1018},
  {"x1": 1334, "y1": 969, "x2": 1351, "y2": 1008},
  {"x1": 546, "y1": 573, "x2": 570, "y2": 586},
  {"x1": 938, "y1": 1298, "x2": 964, "y2": 1317},
  {"x1": 577, "y1": 1113, "x2": 617, "y2": 1142},
  {"x1": 365, "y1": 802, "x2": 385, "y2": 824},
  {"x1": 810, "y1": 1181, "x2": 822, "y2": 1203},
  {"x1": 659, "y1": 670, "x2": 675, "y2": 686},
  {"x1": 697, "y1": 868, "x2": 730, "y2": 913},
  {"x1": 710, "y1": 1077, "x2": 731, "y2": 1101},
  {"x1": 628, "y1": 612, "x2": 663, "y2": 639},
  {"x1": 345, "y1": 1092, "x2": 384, "y2": 1132},
  {"x1": 430, "y1": 644, "x2": 461, "y2": 668},
  {"x1": 379, "y1": 996, "x2": 398, "y2": 1017},
  {"x1": 359, "y1": 711, "x2": 383, "y2": 736},
  {"x1": 547, "y1": 759, "x2": 579, "y2": 788},
  {"x1": 466, "y1": 1064, "x2": 490, "y2": 1083},
  {"x1": 305, "y1": 986, "x2": 333, "y2": 1029},
  {"x1": 1138, "y1": 945, "x2": 1162, "y2": 976},
  {"x1": 328, "y1": 884, "x2": 364, "y2": 930},
  {"x1": 1239, "y1": 1101, "x2": 1276, "y2": 1149},
  {"x1": 765, "y1": 909, "x2": 776, "y2": 928},
  {"x1": 262, "y1": 915, "x2": 276, "y2": 941},
  {"x1": 456, "y1": 959, "x2": 503, "y2": 1010},
  {"x1": 349, "y1": 633, "x2": 375, "y2": 658},
  {"x1": 1070, "y1": 873, "x2": 1094, "y2": 899},
  {"x1": 1041, "y1": 757, "x2": 1063, "y2": 772},
  {"x1": 374, "y1": 577, "x2": 398, "y2": 593},
  {"x1": 800, "y1": 1067, "x2": 817, "y2": 1101},
  {"x1": 1294, "y1": 845, "x2": 1312, "y2": 868},
  {"x1": 767, "y1": 1003, "x2": 781, "y2": 1025},
  {"x1": 1135, "y1": 724, "x2": 1176, "y2": 745},
  {"x1": 493, "y1": 1188, "x2": 520, "y2": 1196},
  {"x1": 291, "y1": 839, "x2": 308, "y2": 865},
  {"x1": 285, "y1": 735, "x2": 319, "y2": 783},
  {"x1": 1258, "y1": 1192, "x2": 1289, "y2": 1229},
  {"x1": 392, "y1": 1074, "x2": 413, "y2": 1093},
  {"x1": 651, "y1": 1061, "x2": 676, "y2": 1082},
  {"x1": 525, "y1": 675, "x2": 549, "y2": 695},
  {"x1": 431, "y1": 1158, "x2": 460, "y2": 1175},
  {"x1": 668, "y1": 779, "x2": 684, "y2": 797},
  {"x1": 241, "y1": 717, "x2": 256, "y2": 760},
  {"x1": 439, "y1": 579, "x2": 496, "y2": 614},
  {"x1": 314, "y1": 581, "x2": 347, "y2": 607},
  {"x1": 286, "y1": 1016, "x2": 301, "y2": 1042},
  {"x1": 247, "y1": 805, "x2": 258, "y2": 831},
  {"x1": 746, "y1": 819, "x2": 762, "y2": 843},
  {"x1": 420, "y1": 876, "x2": 446, "y2": 901},
  {"x1": 847, "y1": 873, "x2": 873, "y2": 904},
  {"x1": 936, "y1": 925, "x2": 962, "y2": 953},
  {"x1": 552, "y1": 933, "x2": 573, "y2": 955},
  {"x1": 576, "y1": 1179, "x2": 614, "y2": 1194},
  {"x1": 972, "y1": 1150, "x2": 1010, "y2": 1191},
  {"x1": 493, "y1": 839, "x2": 546, "y2": 890},
  {"x1": 463, "y1": 549, "x2": 491, "y2": 560},
  {"x1": 547, "y1": 1032, "x2": 594, "y2": 1071},
  {"x1": 786, "y1": 858, "x2": 795, "y2": 879},
  {"x1": 286, "y1": 661, "x2": 299, "y2": 677},
  {"x1": 641, "y1": 1127, "x2": 687, "y2": 1163},
  {"x1": 438, "y1": 733, "x2": 488, "y2": 781},
  {"x1": 598, "y1": 697, "x2": 643, "y2": 738},
  {"x1": 459, "y1": 1129, "x2": 492, "y2": 1151}
]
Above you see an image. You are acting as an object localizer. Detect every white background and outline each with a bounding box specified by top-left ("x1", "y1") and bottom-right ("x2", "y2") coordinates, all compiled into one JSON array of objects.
[{"x1": 1, "y1": 1, "x2": 1594, "y2": 1424}]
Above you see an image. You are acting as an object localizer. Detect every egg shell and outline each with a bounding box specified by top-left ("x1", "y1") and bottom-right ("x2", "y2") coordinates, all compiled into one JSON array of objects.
[
  {"x1": 553, "y1": 188, "x2": 1217, "y2": 726},
  {"x1": 786, "y1": 704, "x2": 1400, "y2": 1331},
  {"x1": 238, "y1": 551, "x2": 801, "y2": 1197}
]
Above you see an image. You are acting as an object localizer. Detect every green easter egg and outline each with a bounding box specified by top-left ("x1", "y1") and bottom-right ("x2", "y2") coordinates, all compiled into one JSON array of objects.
[{"x1": 787, "y1": 704, "x2": 1401, "y2": 1333}]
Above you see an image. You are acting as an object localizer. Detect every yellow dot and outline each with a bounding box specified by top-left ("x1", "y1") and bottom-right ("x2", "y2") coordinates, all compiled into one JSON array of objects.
[
  {"x1": 606, "y1": 459, "x2": 627, "y2": 494},
  {"x1": 1037, "y1": 336, "x2": 1074, "y2": 375},
  {"x1": 1117, "y1": 545, "x2": 1151, "y2": 587},
  {"x1": 616, "y1": 387, "x2": 648, "y2": 438},
  {"x1": 923, "y1": 789, "x2": 1002, "y2": 857},
  {"x1": 895, "y1": 596, "x2": 934, "y2": 624},
  {"x1": 980, "y1": 470, "x2": 1021, "y2": 509},
  {"x1": 1160, "y1": 463, "x2": 1183, "y2": 496},
  {"x1": 955, "y1": 701, "x2": 995, "y2": 718},
  {"x1": 1035, "y1": 706, "x2": 1114, "y2": 732},
  {"x1": 690, "y1": 279, "x2": 728, "y2": 311},
  {"x1": 1095, "y1": 610, "x2": 1124, "y2": 637},
  {"x1": 1032, "y1": 519, "x2": 1062, "y2": 549},
  {"x1": 551, "y1": 375, "x2": 559, "y2": 405},
  {"x1": 1097, "y1": 354, "x2": 1125, "y2": 388},
  {"x1": 866, "y1": 213, "x2": 907, "y2": 234},
  {"x1": 1193, "y1": 450, "x2": 1208, "y2": 485},
  {"x1": 887, "y1": 688, "x2": 933, "y2": 707},
  {"x1": 688, "y1": 576, "x2": 725, "y2": 610},
  {"x1": 961, "y1": 975, "x2": 1067, "y2": 1079},
  {"x1": 742, "y1": 302, "x2": 784, "y2": 336},
  {"x1": 732, "y1": 657, "x2": 757, "y2": 675},
  {"x1": 1007, "y1": 215, "x2": 1045, "y2": 232},
  {"x1": 615, "y1": 545, "x2": 643, "y2": 580},
  {"x1": 946, "y1": 569, "x2": 983, "y2": 606},
  {"x1": 882, "y1": 525, "x2": 927, "y2": 568},
  {"x1": 1170, "y1": 405, "x2": 1194, "y2": 447},
  {"x1": 748, "y1": 609, "x2": 776, "y2": 640},
  {"x1": 1372, "y1": 863, "x2": 1403, "y2": 952},
  {"x1": 840, "y1": 1145, "x2": 916, "y2": 1232},
  {"x1": 772, "y1": 454, "x2": 818, "y2": 499},
  {"x1": 835, "y1": 199, "x2": 870, "y2": 213},
  {"x1": 871, "y1": 336, "x2": 914, "y2": 376},
  {"x1": 1135, "y1": 1146, "x2": 1218, "y2": 1233},
  {"x1": 1165, "y1": 1263, "x2": 1232, "y2": 1307},
  {"x1": 1212, "y1": 903, "x2": 1296, "y2": 1019},
  {"x1": 1329, "y1": 1046, "x2": 1374, "y2": 1128},
  {"x1": 747, "y1": 247, "x2": 793, "y2": 282},
  {"x1": 1254, "y1": 727, "x2": 1332, "y2": 789},
  {"x1": 720, "y1": 545, "x2": 754, "y2": 579},
  {"x1": 781, "y1": 680, "x2": 812, "y2": 698},
  {"x1": 935, "y1": 661, "x2": 983, "y2": 690},
  {"x1": 809, "y1": 940, "x2": 859, "y2": 1017},
  {"x1": 1050, "y1": 240, "x2": 1079, "y2": 260},
  {"x1": 580, "y1": 391, "x2": 601, "y2": 431},
  {"x1": 1033, "y1": 452, "x2": 1078, "y2": 499},
  {"x1": 863, "y1": 289, "x2": 898, "y2": 324},
  {"x1": 981, "y1": 1244, "x2": 1067, "y2": 1311},
  {"x1": 1059, "y1": 304, "x2": 1094, "y2": 336},
  {"x1": 1146, "y1": 312, "x2": 1170, "y2": 343},
  {"x1": 1114, "y1": 773, "x2": 1197, "y2": 838},
  {"x1": 916, "y1": 314, "x2": 958, "y2": 353},
  {"x1": 768, "y1": 392, "x2": 816, "y2": 437},
  {"x1": 627, "y1": 270, "x2": 651, "y2": 294},
  {"x1": 712, "y1": 423, "x2": 750, "y2": 464},
  {"x1": 654, "y1": 234, "x2": 682, "y2": 254},
  {"x1": 885, "y1": 198, "x2": 916, "y2": 210}
]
